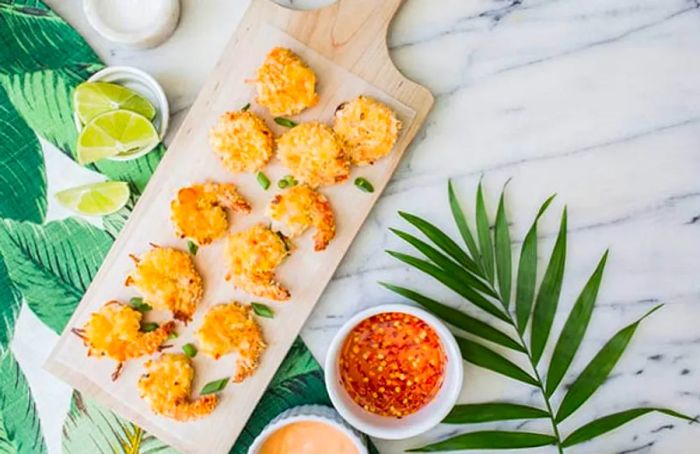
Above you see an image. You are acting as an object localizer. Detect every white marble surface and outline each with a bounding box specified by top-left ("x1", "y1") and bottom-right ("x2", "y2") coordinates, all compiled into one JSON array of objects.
[{"x1": 42, "y1": 0, "x2": 700, "y2": 453}]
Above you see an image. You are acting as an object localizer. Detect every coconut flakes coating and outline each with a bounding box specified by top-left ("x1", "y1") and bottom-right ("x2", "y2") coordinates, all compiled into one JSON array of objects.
[
  {"x1": 209, "y1": 111, "x2": 274, "y2": 173},
  {"x1": 255, "y1": 47, "x2": 318, "y2": 116}
]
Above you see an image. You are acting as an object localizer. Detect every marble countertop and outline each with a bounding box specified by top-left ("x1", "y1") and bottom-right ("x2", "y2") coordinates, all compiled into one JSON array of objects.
[{"x1": 42, "y1": 0, "x2": 700, "y2": 453}]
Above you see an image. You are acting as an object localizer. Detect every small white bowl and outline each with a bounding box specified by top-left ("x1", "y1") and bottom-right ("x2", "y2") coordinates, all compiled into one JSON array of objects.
[
  {"x1": 73, "y1": 66, "x2": 169, "y2": 161},
  {"x1": 247, "y1": 405, "x2": 367, "y2": 454},
  {"x1": 325, "y1": 304, "x2": 463, "y2": 440}
]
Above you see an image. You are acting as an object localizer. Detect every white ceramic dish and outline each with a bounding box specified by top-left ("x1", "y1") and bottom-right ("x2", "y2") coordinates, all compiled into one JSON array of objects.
[
  {"x1": 73, "y1": 66, "x2": 169, "y2": 161},
  {"x1": 325, "y1": 304, "x2": 463, "y2": 440},
  {"x1": 247, "y1": 405, "x2": 367, "y2": 454}
]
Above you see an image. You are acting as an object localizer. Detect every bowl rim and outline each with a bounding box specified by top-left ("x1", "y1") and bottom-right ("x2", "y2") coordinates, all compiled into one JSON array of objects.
[
  {"x1": 72, "y1": 65, "x2": 169, "y2": 161},
  {"x1": 324, "y1": 303, "x2": 463, "y2": 439},
  {"x1": 247, "y1": 408, "x2": 368, "y2": 454}
]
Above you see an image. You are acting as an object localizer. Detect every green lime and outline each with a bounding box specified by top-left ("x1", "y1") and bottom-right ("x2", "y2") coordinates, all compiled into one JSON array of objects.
[
  {"x1": 77, "y1": 110, "x2": 159, "y2": 164},
  {"x1": 55, "y1": 181, "x2": 130, "y2": 216},
  {"x1": 74, "y1": 82, "x2": 156, "y2": 124}
]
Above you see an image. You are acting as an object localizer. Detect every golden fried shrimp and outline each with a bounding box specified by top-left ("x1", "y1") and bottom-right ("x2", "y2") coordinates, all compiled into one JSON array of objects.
[
  {"x1": 333, "y1": 95, "x2": 401, "y2": 166},
  {"x1": 224, "y1": 224, "x2": 290, "y2": 301},
  {"x1": 138, "y1": 353, "x2": 218, "y2": 421},
  {"x1": 196, "y1": 302, "x2": 266, "y2": 383},
  {"x1": 255, "y1": 47, "x2": 318, "y2": 116},
  {"x1": 71, "y1": 301, "x2": 175, "y2": 380},
  {"x1": 265, "y1": 184, "x2": 335, "y2": 251},
  {"x1": 125, "y1": 246, "x2": 204, "y2": 322},
  {"x1": 276, "y1": 122, "x2": 350, "y2": 188},
  {"x1": 209, "y1": 111, "x2": 274, "y2": 173},
  {"x1": 171, "y1": 182, "x2": 251, "y2": 245}
]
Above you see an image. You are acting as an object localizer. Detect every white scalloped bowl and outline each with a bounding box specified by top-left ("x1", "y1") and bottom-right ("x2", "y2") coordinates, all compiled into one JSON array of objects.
[{"x1": 325, "y1": 304, "x2": 463, "y2": 440}]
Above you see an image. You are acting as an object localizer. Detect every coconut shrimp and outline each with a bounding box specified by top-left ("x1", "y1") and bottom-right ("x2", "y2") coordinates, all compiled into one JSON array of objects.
[
  {"x1": 171, "y1": 182, "x2": 251, "y2": 245},
  {"x1": 138, "y1": 353, "x2": 218, "y2": 421},
  {"x1": 254, "y1": 47, "x2": 318, "y2": 116},
  {"x1": 224, "y1": 224, "x2": 290, "y2": 301},
  {"x1": 276, "y1": 122, "x2": 350, "y2": 188},
  {"x1": 71, "y1": 301, "x2": 175, "y2": 380},
  {"x1": 333, "y1": 95, "x2": 401, "y2": 166},
  {"x1": 265, "y1": 184, "x2": 335, "y2": 251},
  {"x1": 125, "y1": 246, "x2": 204, "y2": 322},
  {"x1": 209, "y1": 110, "x2": 274, "y2": 174},
  {"x1": 196, "y1": 302, "x2": 266, "y2": 383}
]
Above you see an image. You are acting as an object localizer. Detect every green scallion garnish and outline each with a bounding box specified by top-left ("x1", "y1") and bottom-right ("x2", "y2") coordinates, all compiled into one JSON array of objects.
[
  {"x1": 200, "y1": 377, "x2": 229, "y2": 395},
  {"x1": 257, "y1": 171, "x2": 271, "y2": 190},
  {"x1": 130, "y1": 297, "x2": 152, "y2": 313},
  {"x1": 182, "y1": 343, "x2": 198, "y2": 358},
  {"x1": 251, "y1": 302, "x2": 274, "y2": 319},
  {"x1": 274, "y1": 117, "x2": 297, "y2": 128},
  {"x1": 187, "y1": 240, "x2": 198, "y2": 256},
  {"x1": 241, "y1": 102, "x2": 251, "y2": 112},
  {"x1": 354, "y1": 177, "x2": 374, "y2": 193},
  {"x1": 140, "y1": 322, "x2": 159, "y2": 333}
]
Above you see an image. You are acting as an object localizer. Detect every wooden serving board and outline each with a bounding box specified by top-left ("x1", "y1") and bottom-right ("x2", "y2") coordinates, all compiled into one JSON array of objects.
[{"x1": 46, "y1": 1, "x2": 433, "y2": 453}]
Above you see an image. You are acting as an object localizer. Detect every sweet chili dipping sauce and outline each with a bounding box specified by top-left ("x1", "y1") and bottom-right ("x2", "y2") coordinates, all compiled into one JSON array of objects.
[{"x1": 338, "y1": 312, "x2": 446, "y2": 418}]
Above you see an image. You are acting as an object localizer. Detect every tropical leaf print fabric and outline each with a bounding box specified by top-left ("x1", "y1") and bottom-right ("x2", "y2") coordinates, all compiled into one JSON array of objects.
[{"x1": 0, "y1": 1, "x2": 334, "y2": 453}]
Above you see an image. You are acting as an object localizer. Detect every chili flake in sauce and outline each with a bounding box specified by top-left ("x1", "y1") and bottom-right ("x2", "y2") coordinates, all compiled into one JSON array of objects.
[{"x1": 338, "y1": 312, "x2": 446, "y2": 418}]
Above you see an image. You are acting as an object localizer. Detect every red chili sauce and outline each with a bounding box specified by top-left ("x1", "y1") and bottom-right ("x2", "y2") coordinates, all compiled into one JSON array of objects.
[{"x1": 338, "y1": 312, "x2": 446, "y2": 418}]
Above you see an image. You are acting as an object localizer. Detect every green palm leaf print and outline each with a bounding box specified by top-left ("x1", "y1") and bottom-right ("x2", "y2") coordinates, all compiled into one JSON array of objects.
[
  {"x1": 0, "y1": 350, "x2": 47, "y2": 454},
  {"x1": 0, "y1": 217, "x2": 112, "y2": 334}
]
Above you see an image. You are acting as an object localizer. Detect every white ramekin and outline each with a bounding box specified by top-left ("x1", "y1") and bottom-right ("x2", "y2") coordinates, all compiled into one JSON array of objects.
[
  {"x1": 247, "y1": 404, "x2": 367, "y2": 454},
  {"x1": 73, "y1": 66, "x2": 169, "y2": 161},
  {"x1": 325, "y1": 304, "x2": 463, "y2": 440}
]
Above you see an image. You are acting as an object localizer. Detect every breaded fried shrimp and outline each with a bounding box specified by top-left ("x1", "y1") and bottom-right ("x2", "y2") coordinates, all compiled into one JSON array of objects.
[
  {"x1": 196, "y1": 302, "x2": 266, "y2": 383},
  {"x1": 276, "y1": 122, "x2": 350, "y2": 188},
  {"x1": 171, "y1": 182, "x2": 251, "y2": 245},
  {"x1": 71, "y1": 301, "x2": 175, "y2": 380},
  {"x1": 224, "y1": 224, "x2": 290, "y2": 301},
  {"x1": 333, "y1": 95, "x2": 401, "y2": 166},
  {"x1": 138, "y1": 353, "x2": 218, "y2": 421},
  {"x1": 265, "y1": 184, "x2": 335, "y2": 251},
  {"x1": 255, "y1": 47, "x2": 318, "y2": 116},
  {"x1": 209, "y1": 111, "x2": 274, "y2": 173},
  {"x1": 125, "y1": 246, "x2": 204, "y2": 322}
]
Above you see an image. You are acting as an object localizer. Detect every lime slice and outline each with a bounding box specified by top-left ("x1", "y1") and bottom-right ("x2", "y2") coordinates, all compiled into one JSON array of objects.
[
  {"x1": 74, "y1": 82, "x2": 156, "y2": 124},
  {"x1": 77, "y1": 110, "x2": 159, "y2": 164},
  {"x1": 55, "y1": 181, "x2": 130, "y2": 216}
]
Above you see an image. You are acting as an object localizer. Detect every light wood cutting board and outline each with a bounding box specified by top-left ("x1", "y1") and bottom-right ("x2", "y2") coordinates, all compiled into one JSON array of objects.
[{"x1": 46, "y1": 1, "x2": 433, "y2": 453}]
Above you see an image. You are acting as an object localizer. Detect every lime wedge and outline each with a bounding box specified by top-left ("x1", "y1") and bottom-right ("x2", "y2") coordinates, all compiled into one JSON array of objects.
[
  {"x1": 77, "y1": 110, "x2": 159, "y2": 164},
  {"x1": 55, "y1": 181, "x2": 130, "y2": 216},
  {"x1": 74, "y1": 82, "x2": 156, "y2": 124}
]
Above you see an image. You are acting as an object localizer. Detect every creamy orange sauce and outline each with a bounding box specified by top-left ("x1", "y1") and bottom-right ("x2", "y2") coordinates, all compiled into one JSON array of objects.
[{"x1": 259, "y1": 421, "x2": 358, "y2": 454}]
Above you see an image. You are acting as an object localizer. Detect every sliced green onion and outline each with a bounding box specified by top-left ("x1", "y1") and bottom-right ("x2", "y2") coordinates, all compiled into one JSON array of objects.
[
  {"x1": 285, "y1": 175, "x2": 298, "y2": 187},
  {"x1": 278, "y1": 178, "x2": 289, "y2": 189},
  {"x1": 129, "y1": 297, "x2": 152, "y2": 312},
  {"x1": 140, "y1": 322, "x2": 159, "y2": 333},
  {"x1": 251, "y1": 302, "x2": 274, "y2": 319},
  {"x1": 241, "y1": 102, "x2": 251, "y2": 112},
  {"x1": 200, "y1": 377, "x2": 229, "y2": 395},
  {"x1": 257, "y1": 171, "x2": 271, "y2": 190},
  {"x1": 354, "y1": 177, "x2": 374, "y2": 193},
  {"x1": 167, "y1": 331, "x2": 178, "y2": 340},
  {"x1": 187, "y1": 240, "x2": 198, "y2": 255},
  {"x1": 182, "y1": 343, "x2": 198, "y2": 358},
  {"x1": 274, "y1": 117, "x2": 297, "y2": 128}
]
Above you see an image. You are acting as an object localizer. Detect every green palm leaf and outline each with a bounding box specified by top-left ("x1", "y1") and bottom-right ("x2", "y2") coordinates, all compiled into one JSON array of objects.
[
  {"x1": 0, "y1": 87, "x2": 46, "y2": 224},
  {"x1": 530, "y1": 208, "x2": 567, "y2": 365},
  {"x1": 475, "y1": 182, "x2": 495, "y2": 283},
  {"x1": 514, "y1": 195, "x2": 555, "y2": 334},
  {"x1": 494, "y1": 190, "x2": 511, "y2": 306},
  {"x1": 444, "y1": 402, "x2": 548, "y2": 424},
  {"x1": 555, "y1": 305, "x2": 663, "y2": 423},
  {"x1": 0, "y1": 217, "x2": 112, "y2": 333},
  {"x1": 0, "y1": 257, "x2": 21, "y2": 349},
  {"x1": 408, "y1": 431, "x2": 556, "y2": 451},
  {"x1": 0, "y1": 350, "x2": 47, "y2": 454},
  {"x1": 456, "y1": 336, "x2": 537, "y2": 386},
  {"x1": 0, "y1": 3, "x2": 100, "y2": 74},
  {"x1": 562, "y1": 407, "x2": 694, "y2": 448},
  {"x1": 448, "y1": 180, "x2": 482, "y2": 270},
  {"x1": 387, "y1": 251, "x2": 509, "y2": 322},
  {"x1": 380, "y1": 282, "x2": 524, "y2": 352},
  {"x1": 545, "y1": 251, "x2": 608, "y2": 396},
  {"x1": 62, "y1": 391, "x2": 177, "y2": 454}
]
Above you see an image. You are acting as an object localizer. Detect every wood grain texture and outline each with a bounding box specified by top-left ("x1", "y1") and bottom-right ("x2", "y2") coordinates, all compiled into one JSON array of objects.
[{"x1": 46, "y1": 1, "x2": 433, "y2": 453}]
